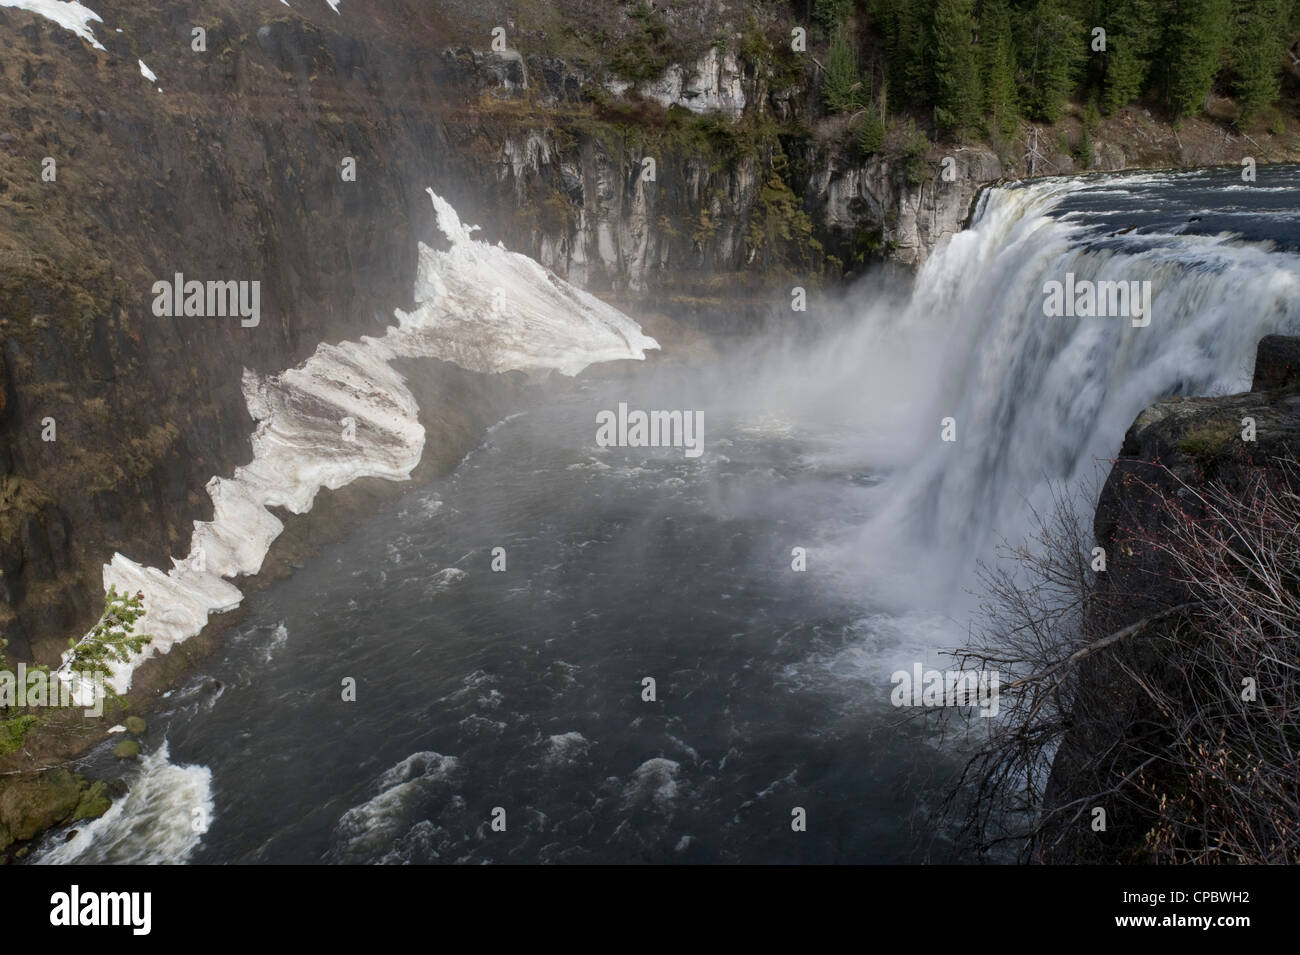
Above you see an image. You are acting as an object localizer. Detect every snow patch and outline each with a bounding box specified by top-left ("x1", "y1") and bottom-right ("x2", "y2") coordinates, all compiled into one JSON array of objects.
[
  {"x1": 390, "y1": 188, "x2": 659, "y2": 377},
  {"x1": 59, "y1": 190, "x2": 657, "y2": 694},
  {"x1": 273, "y1": 0, "x2": 341, "y2": 11},
  {"x1": 0, "y1": 0, "x2": 105, "y2": 49}
]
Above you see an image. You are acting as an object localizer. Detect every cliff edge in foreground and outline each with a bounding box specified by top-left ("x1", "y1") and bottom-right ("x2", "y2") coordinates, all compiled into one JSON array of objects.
[{"x1": 1042, "y1": 334, "x2": 1300, "y2": 863}]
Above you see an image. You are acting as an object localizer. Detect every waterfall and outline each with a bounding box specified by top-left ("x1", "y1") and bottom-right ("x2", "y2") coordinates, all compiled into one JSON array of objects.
[{"x1": 818, "y1": 170, "x2": 1300, "y2": 611}]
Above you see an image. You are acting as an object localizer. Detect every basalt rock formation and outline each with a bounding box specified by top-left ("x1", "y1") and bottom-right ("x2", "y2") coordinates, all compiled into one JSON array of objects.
[{"x1": 1041, "y1": 335, "x2": 1300, "y2": 863}]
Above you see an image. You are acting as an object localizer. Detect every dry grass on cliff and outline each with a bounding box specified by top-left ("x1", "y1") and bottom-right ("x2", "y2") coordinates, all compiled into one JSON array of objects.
[{"x1": 935, "y1": 461, "x2": 1300, "y2": 864}]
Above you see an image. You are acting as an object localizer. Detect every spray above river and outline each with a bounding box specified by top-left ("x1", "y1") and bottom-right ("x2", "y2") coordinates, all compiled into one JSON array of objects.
[{"x1": 36, "y1": 165, "x2": 1300, "y2": 865}]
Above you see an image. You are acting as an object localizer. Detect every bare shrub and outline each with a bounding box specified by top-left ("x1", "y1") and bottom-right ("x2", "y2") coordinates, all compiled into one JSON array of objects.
[{"x1": 936, "y1": 459, "x2": 1300, "y2": 864}]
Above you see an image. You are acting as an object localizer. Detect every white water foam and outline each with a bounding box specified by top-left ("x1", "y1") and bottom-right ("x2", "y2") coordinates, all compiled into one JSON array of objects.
[
  {"x1": 33, "y1": 742, "x2": 212, "y2": 865},
  {"x1": 543, "y1": 731, "x2": 590, "y2": 766},
  {"x1": 772, "y1": 175, "x2": 1300, "y2": 616},
  {"x1": 624, "y1": 757, "x2": 682, "y2": 810},
  {"x1": 328, "y1": 751, "x2": 459, "y2": 862}
]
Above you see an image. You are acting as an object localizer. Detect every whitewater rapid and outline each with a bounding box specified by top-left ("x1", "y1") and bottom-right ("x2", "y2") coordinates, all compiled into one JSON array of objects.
[{"x1": 33, "y1": 742, "x2": 213, "y2": 865}]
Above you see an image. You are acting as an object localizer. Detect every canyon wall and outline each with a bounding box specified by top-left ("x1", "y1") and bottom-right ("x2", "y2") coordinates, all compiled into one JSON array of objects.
[
  {"x1": 0, "y1": 0, "x2": 969, "y2": 663},
  {"x1": 1, "y1": 0, "x2": 1291, "y2": 666}
]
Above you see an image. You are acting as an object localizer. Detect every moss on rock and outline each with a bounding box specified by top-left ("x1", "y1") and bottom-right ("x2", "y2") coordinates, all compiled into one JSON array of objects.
[
  {"x1": 0, "y1": 768, "x2": 85, "y2": 844},
  {"x1": 112, "y1": 739, "x2": 140, "y2": 760},
  {"x1": 72, "y1": 780, "x2": 111, "y2": 821},
  {"x1": 1177, "y1": 419, "x2": 1239, "y2": 460}
]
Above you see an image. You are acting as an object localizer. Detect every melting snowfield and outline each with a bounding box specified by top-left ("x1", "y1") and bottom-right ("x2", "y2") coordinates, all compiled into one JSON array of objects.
[
  {"x1": 60, "y1": 190, "x2": 657, "y2": 695},
  {"x1": 0, "y1": 0, "x2": 105, "y2": 49}
]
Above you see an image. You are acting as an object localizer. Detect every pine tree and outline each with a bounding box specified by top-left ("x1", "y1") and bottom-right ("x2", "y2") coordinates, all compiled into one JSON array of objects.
[
  {"x1": 822, "y1": 26, "x2": 865, "y2": 111},
  {"x1": 1074, "y1": 119, "x2": 1095, "y2": 166},
  {"x1": 858, "y1": 93, "x2": 887, "y2": 154},
  {"x1": 1230, "y1": 0, "x2": 1288, "y2": 123},
  {"x1": 1161, "y1": 0, "x2": 1232, "y2": 117},
  {"x1": 1098, "y1": 0, "x2": 1161, "y2": 113},
  {"x1": 1018, "y1": 0, "x2": 1086, "y2": 123},
  {"x1": 880, "y1": 0, "x2": 933, "y2": 109},
  {"x1": 933, "y1": 0, "x2": 982, "y2": 133},
  {"x1": 66, "y1": 586, "x2": 153, "y2": 689},
  {"x1": 814, "y1": 0, "x2": 854, "y2": 31},
  {"x1": 981, "y1": 0, "x2": 1021, "y2": 137}
]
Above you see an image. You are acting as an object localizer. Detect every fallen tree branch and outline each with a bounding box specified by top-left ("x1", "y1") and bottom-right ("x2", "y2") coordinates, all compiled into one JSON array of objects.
[{"x1": 1004, "y1": 602, "x2": 1202, "y2": 691}]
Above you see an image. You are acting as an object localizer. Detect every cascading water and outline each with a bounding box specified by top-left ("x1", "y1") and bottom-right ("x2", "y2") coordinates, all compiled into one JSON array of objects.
[
  {"x1": 784, "y1": 167, "x2": 1300, "y2": 613},
  {"x1": 34, "y1": 165, "x2": 1300, "y2": 865}
]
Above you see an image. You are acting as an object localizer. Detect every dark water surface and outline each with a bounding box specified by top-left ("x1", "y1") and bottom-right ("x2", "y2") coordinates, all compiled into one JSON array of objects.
[
  {"x1": 1048, "y1": 163, "x2": 1300, "y2": 250},
  {"x1": 157, "y1": 370, "x2": 952, "y2": 864}
]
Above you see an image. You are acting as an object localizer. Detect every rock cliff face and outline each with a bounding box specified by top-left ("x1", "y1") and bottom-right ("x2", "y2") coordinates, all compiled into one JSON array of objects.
[
  {"x1": 1041, "y1": 336, "x2": 1300, "y2": 862},
  {"x1": 806, "y1": 141, "x2": 1002, "y2": 266},
  {"x1": 446, "y1": 45, "x2": 1001, "y2": 283},
  {"x1": 615, "y1": 46, "x2": 749, "y2": 120},
  {"x1": 1091, "y1": 335, "x2": 1300, "y2": 622},
  {"x1": 0, "y1": 0, "x2": 970, "y2": 664},
  {"x1": 0, "y1": 2, "x2": 448, "y2": 662}
]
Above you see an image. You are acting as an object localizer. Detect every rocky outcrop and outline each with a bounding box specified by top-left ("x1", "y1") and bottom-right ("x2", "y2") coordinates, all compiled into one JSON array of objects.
[
  {"x1": 806, "y1": 139, "x2": 1002, "y2": 266},
  {"x1": 456, "y1": 42, "x2": 1004, "y2": 280},
  {"x1": 1041, "y1": 335, "x2": 1300, "y2": 862},
  {"x1": 485, "y1": 122, "x2": 773, "y2": 299},
  {"x1": 1091, "y1": 335, "x2": 1300, "y2": 621},
  {"x1": 613, "y1": 46, "x2": 748, "y2": 120},
  {"x1": 0, "y1": 767, "x2": 110, "y2": 859},
  {"x1": 1250, "y1": 334, "x2": 1300, "y2": 392}
]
